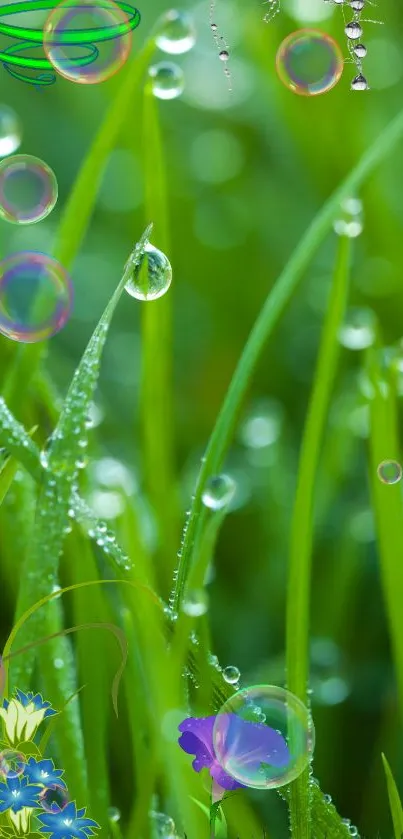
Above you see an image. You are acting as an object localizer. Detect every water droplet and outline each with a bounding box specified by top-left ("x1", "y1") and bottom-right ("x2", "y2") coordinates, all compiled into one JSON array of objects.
[
  {"x1": 353, "y1": 43, "x2": 366, "y2": 58},
  {"x1": 155, "y1": 9, "x2": 196, "y2": 54},
  {"x1": 323, "y1": 792, "x2": 332, "y2": 804},
  {"x1": 149, "y1": 810, "x2": 177, "y2": 838},
  {"x1": 148, "y1": 61, "x2": 184, "y2": 100},
  {"x1": 240, "y1": 399, "x2": 283, "y2": 448},
  {"x1": 338, "y1": 308, "x2": 376, "y2": 350},
  {"x1": 182, "y1": 588, "x2": 209, "y2": 617},
  {"x1": 345, "y1": 21, "x2": 362, "y2": 39},
  {"x1": 53, "y1": 658, "x2": 64, "y2": 669},
  {"x1": 377, "y1": 459, "x2": 402, "y2": 485},
  {"x1": 0, "y1": 107, "x2": 22, "y2": 157},
  {"x1": 125, "y1": 242, "x2": 172, "y2": 301},
  {"x1": 348, "y1": 827, "x2": 359, "y2": 837},
  {"x1": 40, "y1": 450, "x2": 49, "y2": 469},
  {"x1": 108, "y1": 807, "x2": 121, "y2": 823},
  {"x1": 222, "y1": 665, "x2": 240, "y2": 684},
  {"x1": 219, "y1": 49, "x2": 229, "y2": 60},
  {"x1": 351, "y1": 73, "x2": 368, "y2": 91},
  {"x1": 85, "y1": 401, "x2": 104, "y2": 429},
  {"x1": 201, "y1": 473, "x2": 236, "y2": 510},
  {"x1": 333, "y1": 196, "x2": 363, "y2": 237}
]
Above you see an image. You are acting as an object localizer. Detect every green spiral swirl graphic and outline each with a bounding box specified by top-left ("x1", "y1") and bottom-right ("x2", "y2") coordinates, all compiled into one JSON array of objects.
[{"x1": 0, "y1": 0, "x2": 141, "y2": 87}]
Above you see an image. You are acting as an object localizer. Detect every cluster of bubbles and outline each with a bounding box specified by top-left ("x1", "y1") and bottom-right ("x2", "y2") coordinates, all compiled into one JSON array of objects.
[
  {"x1": 212, "y1": 684, "x2": 315, "y2": 789},
  {"x1": 0, "y1": 142, "x2": 73, "y2": 344},
  {"x1": 275, "y1": 28, "x2": 344, "y2": 96},
  {"x1": 0, "y1": 0, "x2": 140, "y2": 88},
  {"x1": 149, "y1": 10, "x2": 196, "y2": 101}
]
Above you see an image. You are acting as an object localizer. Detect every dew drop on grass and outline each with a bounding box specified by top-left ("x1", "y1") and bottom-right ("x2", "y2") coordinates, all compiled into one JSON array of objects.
[
  {"x1": 107, "y1": 807, "x2": 121, "y2": 823},
  {"x1": 323, "y1": 792, "x2": 332, "y2": 803},
  {"x1": 202, "y1": 474, "x2": 236, "y2": 510},
  {"x1": 155, "y1": 9, "x2": 196, "y2": 55},
  {"x1": 338, "y1": 308, "x2": 376, "y2": 350},
  {"x1": 149, "y1": 810, "x2": 177, "y2": 838},
  {"x1": 377, "y1": 459, "x2": 402, "y2": 485},
  {"x1": 345, "y1": 21, "x2": 362, "y2": 39},
  {"x1": 0, "y1": 106, "x2": 22, "y2": 157},
  {"x1": 223, "y1": 665, "x2": 241, "y2": 684},
  {"x1": 125, "y1": 243, "x2": 172, "y2": 301},
  {"x1": 351, "y1": 73, "x2": 368, "y2": 91},
  {"x1": 148, "y1": 62, "x2": 184, "y2": 100},
  {"x1": 333, "y1": 196, "x2": 363, "y2": 237},
  {"x1": 182, "y1": 588, "x2": 209, "y2": 616}
]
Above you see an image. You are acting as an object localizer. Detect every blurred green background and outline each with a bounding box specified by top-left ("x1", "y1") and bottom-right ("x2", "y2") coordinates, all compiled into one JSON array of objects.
[{"x1": 1, "y1": 0, "x2": 403, "y2": 835}]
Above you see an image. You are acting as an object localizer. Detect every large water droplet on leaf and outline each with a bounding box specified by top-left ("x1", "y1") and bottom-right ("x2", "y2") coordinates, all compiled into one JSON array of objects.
[{"x1": 125, "y1": 243, "x2": 172, "y2": 301}]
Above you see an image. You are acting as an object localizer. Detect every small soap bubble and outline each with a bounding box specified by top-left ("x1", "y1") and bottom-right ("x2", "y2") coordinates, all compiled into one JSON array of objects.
[
  {"x1": 182, "y1": 588, "x2": 209, "y2": 617},
  {"x1": 276, "y1": 29, "x2": 343, "y2": 96},
  {"x1": 223, "y1": 665, "x2": 241, "y2": 684},
  {"x1": 0, "y1": 107, "x2": 22, "y2": 157},
  {"x1": 0, "y1": 155, "x2": 58, "y2": 224},
  {"x1": 0, "y1": 750, "x2": 25, "y2": 779},
  {"x1": 0, "y1": 251, "x2": 73, "y2": 343},
  {"x1": 43, "y1": 0, "x2": 132, "y2": 84},
  {"x1": 212, "y1": 684, "x2": 315, "y2": 789},
  {"x1": 107, "y1": 807, "x2": 121, "y2": 823},
  {"x1": 338, "y1": 308, "x2": 376, "y2": 351},
  {"x1": 125, "y1": 242, "x2": 172, "y2": 301},
  {"x1": 202, "y1": 473, "x2": 236, "y2": 510},
  {"x1": 39, "y1": 785, "x2": 69, "y2": 813},
  {"x1": 148, "y1": 62, "x2": 184, "y2": 100},
  {"x1": 155, "y1": 10, "x2": 196, "y2": 55},
  {"x1": 377, "y1": 460, "x2": 402, "y2": 485}
]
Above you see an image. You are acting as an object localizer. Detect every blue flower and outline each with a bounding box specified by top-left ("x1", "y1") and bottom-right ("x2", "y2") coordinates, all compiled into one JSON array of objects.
[
  {"x1": 23, "y1": 758, "x2": 66, "y2": 789},
  {"x1": 14, "y1": 690, "x2": 58, "y2": 719},
  {"x1": 0, "y1": 776, "x2": 42, "y2": 813},
  {"x1": 0, "y1": 691, "x2": 57, "y2": 743},
  {"x1": 37, "y1": 801, "x2": 100, "y2": 839}
]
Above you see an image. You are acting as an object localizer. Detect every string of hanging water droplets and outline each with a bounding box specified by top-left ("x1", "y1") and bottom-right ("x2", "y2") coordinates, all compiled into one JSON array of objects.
[
  {"x1": 209, "y1": 0, "x2": 232, "y2": 91},
  {"x1": 325, "y1": 0, "x2": 383, "y2": 91}
]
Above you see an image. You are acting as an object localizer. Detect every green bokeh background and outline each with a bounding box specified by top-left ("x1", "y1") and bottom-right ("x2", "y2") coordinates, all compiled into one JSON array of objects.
[{"x1": 1, "y1": 0, "x2": 403, "y2": 836}]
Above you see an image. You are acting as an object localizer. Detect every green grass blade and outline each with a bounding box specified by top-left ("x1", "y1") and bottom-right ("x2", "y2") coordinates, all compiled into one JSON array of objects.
[
  {"x1": 10, "y1": 226, "x2": 152, "y2": 691},
  {"x1": 382, "y1": 753, "x2": 403, "y2": 839},
  {"x1": 0, "y1": 400, "x2": 41, "y2": 480},
  {"x1": 285, "y1": 237, "x2": 351, "y2": 839},
  {"x1": 367, "y1": 349, "x2": 403, "y2": 715},
  {"x1": 140, "y1": 83, "x2": 177, "y2": 589},
  {"x1": 171, "y1": 103, "x2": 403, "y2": 614},
  {"x1": 0, "y1": 455, "x2": 19, "y2": 506}
]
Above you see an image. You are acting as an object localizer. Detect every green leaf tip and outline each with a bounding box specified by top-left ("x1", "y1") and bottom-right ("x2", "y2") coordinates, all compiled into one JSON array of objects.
[{"x1": 382, "y1": 753, "x2": 403, "y2": 839}]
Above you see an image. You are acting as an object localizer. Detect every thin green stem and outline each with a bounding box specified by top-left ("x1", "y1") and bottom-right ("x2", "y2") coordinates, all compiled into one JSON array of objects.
[
  {"x1": 286, "y1": 235, "x2": 351, "y2": 839},
  {"x1": 171, "y1": 104, "x2": 403, "y2": 614}
]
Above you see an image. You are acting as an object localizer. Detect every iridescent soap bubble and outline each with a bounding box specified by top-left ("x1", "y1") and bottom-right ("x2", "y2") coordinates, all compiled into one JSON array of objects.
[
  {"x1": 0, "y1": 251, "x2": 73, "y2": 343},
  {"x1": 124, "y1": 242, "x2": 172, "y2": 301},
  {"x1": 0, "y1": 155, "x2": 57, "y2": 225},
  {"x1": 0, "y1": 106, "x2": 22, "y2": 157},
  {"x1": 377, "y1": 460, "x2": 402, "y2": 485},
  {"x1": 43, "y1": 0, "x2": 133, "y2": 85},
  {"x1": 39, "y1": 784, "x2": 69, "y2": 813},
  {"x1": 202, "y1": 474, "x2": 236, "y2": 511},
  {"x1": 276, "y1": 29, "x2": 343, "y2": 96},
  {"x1": 212, "y1": 685, "x2": 315, "y2": 789},
  {"x1": 0, "y1": 750, "x2": 26, "y2": 779},
  {"x1": 155, "y1": 10, "x2": 196, "y2": 55},
  {"x1": 149, "y1": 62, "x2": 184, "y2": 100}
]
